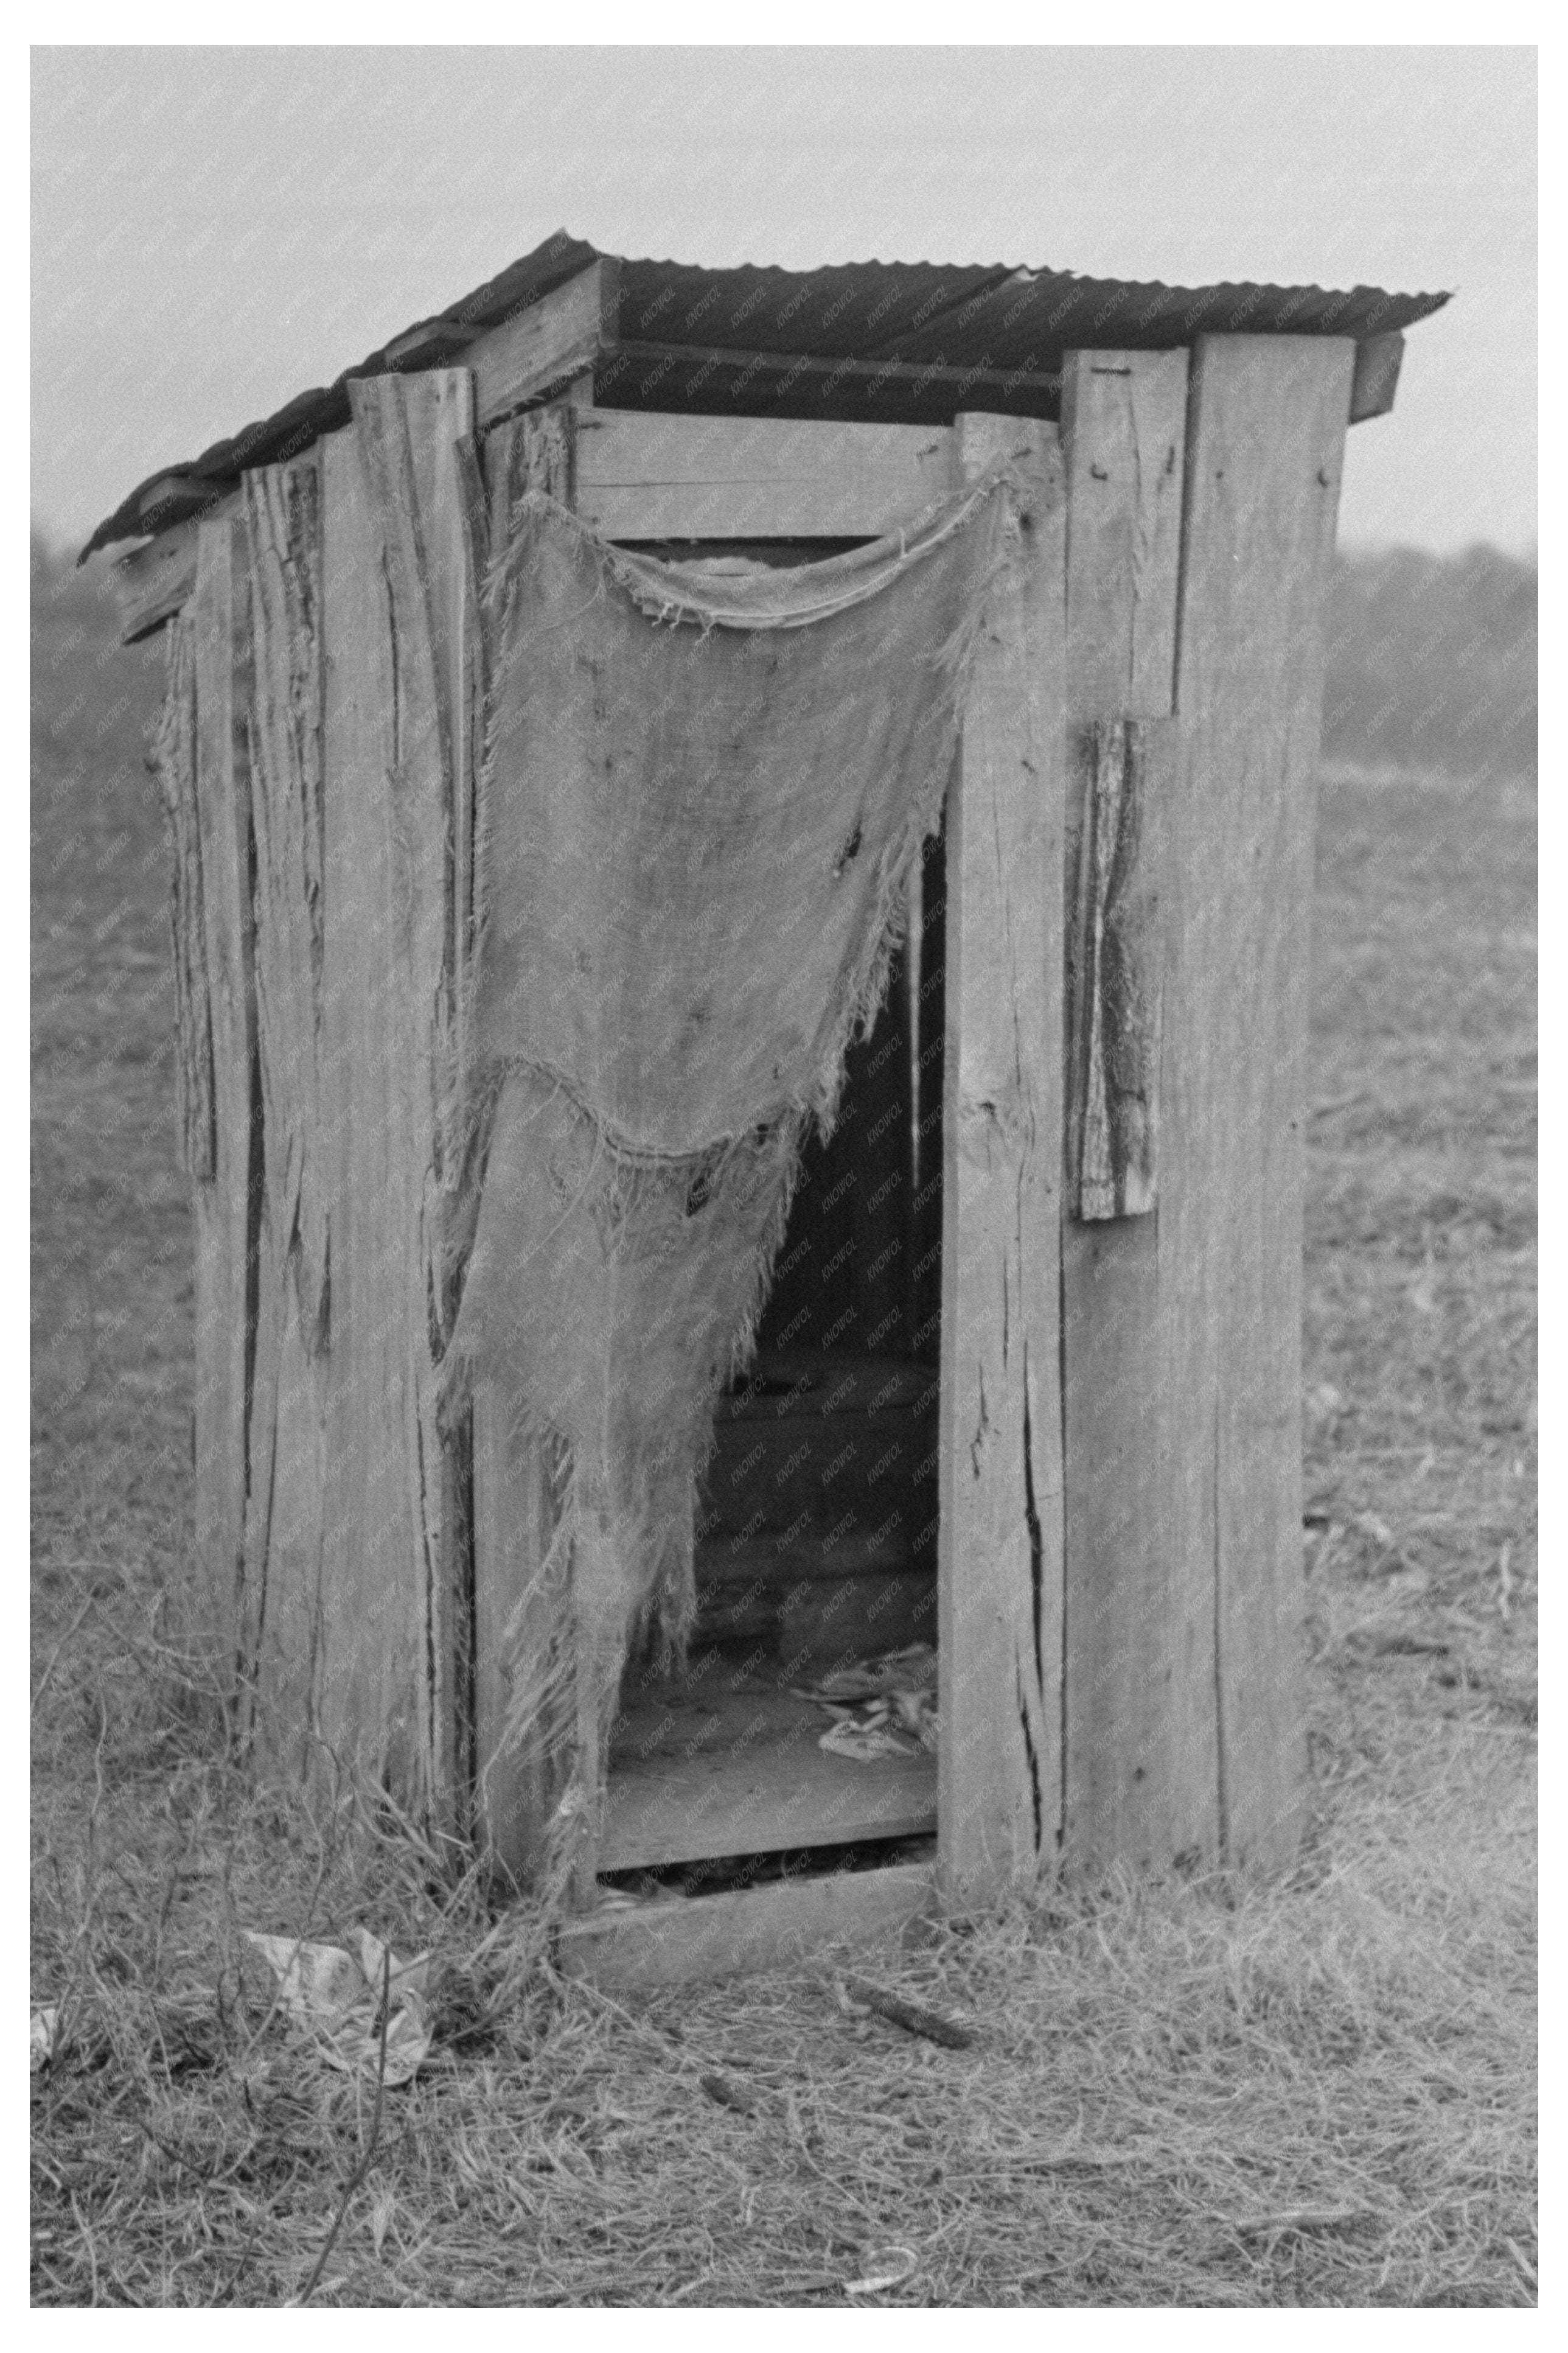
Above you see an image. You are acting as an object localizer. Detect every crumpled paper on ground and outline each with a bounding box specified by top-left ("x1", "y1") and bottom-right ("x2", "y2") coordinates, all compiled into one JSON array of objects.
[
  {"x1": 793, "y1": 1642, "x2": 941, "y2": 1761},
  {"x1": 243, "y1": 1928, "x2": 432, "y2": 2086}
]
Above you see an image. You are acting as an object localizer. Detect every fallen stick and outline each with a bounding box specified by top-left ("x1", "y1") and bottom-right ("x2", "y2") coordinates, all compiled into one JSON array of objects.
[{"x1": 842, "y1": 1976, "x2": 973, "y2": 2050}]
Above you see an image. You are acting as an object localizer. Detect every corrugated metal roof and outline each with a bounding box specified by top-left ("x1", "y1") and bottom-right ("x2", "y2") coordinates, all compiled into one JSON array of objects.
[{"x1": 82, "y1": 229, "x2": 1449, "y2": 561}]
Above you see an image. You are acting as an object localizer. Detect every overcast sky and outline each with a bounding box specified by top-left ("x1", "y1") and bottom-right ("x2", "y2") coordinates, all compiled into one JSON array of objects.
[{"x1": 32, "y1": 45, "x2": 1535, "y2": 560}]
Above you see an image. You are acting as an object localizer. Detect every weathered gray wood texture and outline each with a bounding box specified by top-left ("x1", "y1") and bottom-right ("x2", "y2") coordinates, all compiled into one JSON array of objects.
[
  {"x1": 1067, "y1": 718, "x2": 1166, "y2": 1220},
  {"x1": 1059, "y1": 335, "x2": 1353, "y2": 1872},
  {"x1": 469, "y1": 397, "x2": 587, "y2": 1895},
  {"x1": 937, "y1": 414, "x2": 1067, "y2": 1908},
  {"x1": 573, "y1": 410, "x2": 951, "y2": 539},
  {"x1": 311, "y1": 373, "x2": 478, "y2": 1814},
  {"x1": 239, "y1": 463, "x2": 330, "y2": 1761},
  {"x1": 1061, "y1": 349, "x2": 1187, "y2": 722},
  {"x1": 187, "y1": 521, "x2": 259, "y2": 1689},
  {"x1": 150, "y1": 617, "x2": 212, "y2": 1183},
  {"x1": 1349, "y1": 331, "x2": 1403, "y2": 422},
  {"x1": 119, "y1": 495, "x2": 242, "y2": 643},
  {"x1": 470, "y1": 258, "x2": 616, "y2": 424},
  {"x1": 557, "y1": 1861, "x2": 933, "y2": 1989},
  {"x1": 174, "y1": 400, "x2": 476, "y2": 1795}
]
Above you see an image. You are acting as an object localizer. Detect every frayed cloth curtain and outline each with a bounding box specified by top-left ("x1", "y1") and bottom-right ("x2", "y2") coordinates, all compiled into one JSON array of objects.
[{"x1": 445, "y1": 476, "x2": 1019, "y2": 1803}]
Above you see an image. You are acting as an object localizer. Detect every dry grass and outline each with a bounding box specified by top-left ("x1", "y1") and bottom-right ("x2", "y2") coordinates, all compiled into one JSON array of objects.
[
  {"x1": 28, "y1": 1711, "x2": 1536, "y2": 2306},
  {"x1": 30, "y1": 558, "x2": 1536, "y2": 2306}
]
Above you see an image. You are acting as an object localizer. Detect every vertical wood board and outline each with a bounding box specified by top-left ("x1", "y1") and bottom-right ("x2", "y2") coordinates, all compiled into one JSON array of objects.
[
  {"x1": 1349, "y1": 332, "x2": 1404, "y2": 423},
  {"x1": 1067, "y1": 719, "x2": 1165, "y2": 1219},
  {"x1": 1058, "y1": 351, "x2": 1191, "y2": 1873},
  {"x1": 937, "y1": 413, "x2": 1067, "y2": 1906},
  {"x1": 316, "y1": 371, "x2": 477, "y2": 1814},
  {"x1": 320, "y1": 421, "x2": 417, "y2": 1785},
  {"x1": 469, "y1": 393, "x2": 586, "y2": 1891},
  {"x1": 1060, "y1": 349, "x2": 1188, "y2": 722},
  {"x1": 1060, "y1": 335, "x2": 1350, "y2": 1874},
  {"x1": 1061, "y1": 735, "x2": 1196, "y2": 1875},
  {"x1": 149, "y1": 617, "x2": 214, "y2": 1181},
  {"x1": 354, "y1": 370, "x2": 478, "y2": 1823},
  {"x1": 240, "y1": 460, "x2": 329, "y2": 1759},
  {"x1": 1167, "y1": 334, "x2": 1353, "y2": 1868},
  {"x1": 189, "y1": 518, "x2": 259, "y2": 1683}
]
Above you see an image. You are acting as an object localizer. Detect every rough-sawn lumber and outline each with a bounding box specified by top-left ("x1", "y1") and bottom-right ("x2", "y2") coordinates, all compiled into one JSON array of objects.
[{"x1": 937, "y1": 413, "x2": 1067, "y2": 1906}]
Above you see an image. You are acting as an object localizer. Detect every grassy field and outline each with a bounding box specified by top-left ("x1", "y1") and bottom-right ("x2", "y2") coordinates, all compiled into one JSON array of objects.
[{"x1": 30, "y1": 542, "x2": 1536, "y2": 2307}]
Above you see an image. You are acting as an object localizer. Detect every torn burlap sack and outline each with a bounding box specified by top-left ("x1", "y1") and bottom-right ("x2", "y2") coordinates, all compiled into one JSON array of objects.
[{"x1": 444, "y1": 470, "x2": 1026, "y2": 1853}]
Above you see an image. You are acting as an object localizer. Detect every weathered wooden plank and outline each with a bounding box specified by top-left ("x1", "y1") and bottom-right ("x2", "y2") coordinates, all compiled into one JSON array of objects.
[
  {"x1": 188, "y1": 517, "x2": 259, "y2": 1693},
  {"x1": 239, "y1": 460, "x2": 329, "y2": 1761},
  {"x1": 1350, "y1": 330, "x2": 1404, "y2": 423},
  {"x1": 116, "y1": 494, "x2": 242, "y2": 643},
  {"x1": 573, "y1": 411, "x2": 952, "y2": 541},
  {"x1": 1058, "y1": 358, "x2": 1185, "y2": 1875},
  {"x1": 601, "y1": 1669, "x2": 935, "y2": 1871},
  {"x1": 1058, "y1": 746, "x2": 1184, "y2": 1873},
  {"x1": 244, "y1": 463, "x2": 328, "y2": 1348},
  {"x1": 319, "y1": 420, "x2": 416, "y2": 1788},
  {"x1": 470, "y1": 395, "x2": 590, "y2": 1895},
  {"x1": 139, "y1": 471, "x2": 237, "y2": 535},
  {"x1": 910, "y1": 828, "x2": 947, "y2": 1367},
  {"x1": 1167, "y1": 334, "x2": 1353, "y2": 1870},
  {"x1": 316, "y1": 372, "x2": 478, "y2": 1814},
  {"x1": 937, "y1": 414, "x2": 1067, "y2": 1909},
  {"x1": 483, "y1": 400, "x2": 573, "y2": 551},
  {"x1": 1063, "y1": 336, "x2": 1351, "y2": 1875},
  {"x1": 1060, "y1": 349, "x2": 1187, "y2": 721},
  {"x1": 557, "y1": 1862, "x2": 933, "y2": 1990},
  {"x1": 148, "y1": 617, "x2": 213, "y2": 1181},
  {"x1": 471, "y1": 1402, "x2": 571, "y2": 1884},
  {"x1": 117, "y1": 269, "x2": 604, "y2": 644},
  {"x1": 469, "y1": 257, "x2": 618, "y2": 426},
  {"x1": 1067, "y1": 718, "x2": 1166, "y2": 1219},
  {"x1": 423, "y1": 387, "x2": 486, "y2": 1843}
]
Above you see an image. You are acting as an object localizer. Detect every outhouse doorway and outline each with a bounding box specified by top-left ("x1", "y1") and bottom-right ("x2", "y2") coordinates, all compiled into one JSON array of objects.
[{"x1": 597, "y1": 825, "x2": 950, "y2": 1899}]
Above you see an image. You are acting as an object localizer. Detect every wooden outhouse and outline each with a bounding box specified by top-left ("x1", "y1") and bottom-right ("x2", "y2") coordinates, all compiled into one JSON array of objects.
[{"x1": 90, "y1": 233, "x2": 1443, "y2": 1983}]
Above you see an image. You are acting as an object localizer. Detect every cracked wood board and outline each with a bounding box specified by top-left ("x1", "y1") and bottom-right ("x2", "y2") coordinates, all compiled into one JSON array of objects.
[
  {"x1": 237, "y1": 462, "x2": 330, "y2": 1763},
  {"x1": 1165, "y1": 335, "x2": 1352, "y2": 1870},
  {"x1": 1058, "y1": 349, "x2": 1186, "y2": 1872},
  {"x1": 187, "y1": 523, "x2": 258, "y2": 1676},
  {"x1": 1067, "y1": 718, "x2": 1165, "y2": 1220},
  {"x1": 936, "y1": 413, "x2": 1067, "y2": 1907},
  {"x1": 315, "y1": 374, "x2": 474, "y2": 1814},
  {"x1": 1061, "y1": 337, "x2": 1351, "y2": 1872}
]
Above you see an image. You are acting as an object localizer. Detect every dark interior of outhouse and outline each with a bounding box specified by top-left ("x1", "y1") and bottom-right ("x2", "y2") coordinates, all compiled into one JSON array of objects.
[{"x1": 598, "y1": 823, "x2": 949, "y2": 1897}]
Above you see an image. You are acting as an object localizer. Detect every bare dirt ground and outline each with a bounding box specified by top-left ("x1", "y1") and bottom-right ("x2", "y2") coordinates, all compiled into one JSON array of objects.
[{"x1": 30, "y1": 549, "x2": 1536, "y2": 2307}]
